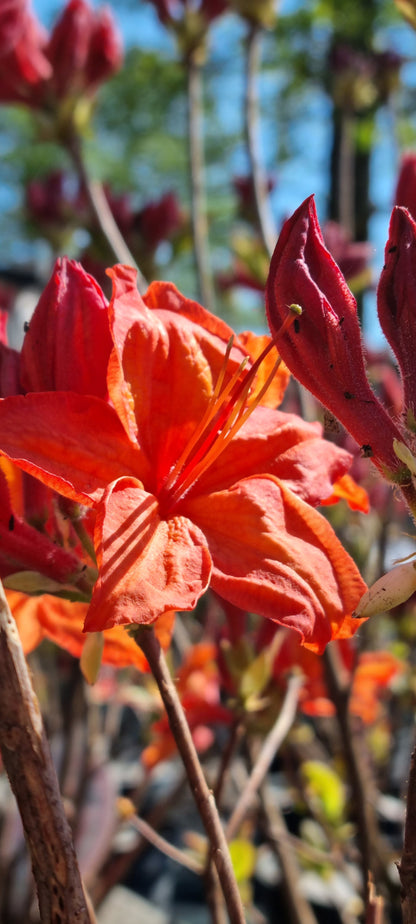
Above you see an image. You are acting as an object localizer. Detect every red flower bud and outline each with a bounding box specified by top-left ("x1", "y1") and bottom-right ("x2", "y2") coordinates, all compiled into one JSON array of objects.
[
  {"x1": 377, "y1": 206, "x2": 416, "y2": 423},
  {"x1": 47, "y1": 0, "x2": 93, "y2": 98},
  {"x1": 0, "y1": 3, "x2": 51, "y2": 106},
  {"x1": 20, "y1": 257, "x2": 112, "y2": 398},
  {"x1": 84, "y1": 6, "x2": 123, "y2": 90},
  {"x1": 265, "y1": 195, "x2": 404, "y2": 475},
  {"x1": 394, "y1": 153, "x2": 416, "y2": 220},
  {"x1": 47, "y1": 0, "x2": 122, "y2": 99}
]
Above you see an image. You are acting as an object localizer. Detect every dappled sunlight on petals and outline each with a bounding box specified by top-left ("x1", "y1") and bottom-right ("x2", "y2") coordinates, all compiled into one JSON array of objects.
[{"x1": 85, "y1": 477, "x2": 212, "y2": 631}]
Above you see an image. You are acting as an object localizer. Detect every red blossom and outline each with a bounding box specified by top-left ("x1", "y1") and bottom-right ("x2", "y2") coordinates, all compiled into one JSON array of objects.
[
  {"x1": 134, "y1": 191, "x2": 184, "y2": 252},
  {"x1": 7, "y1": 589, "x2": 175, "y2": 671},
  {"x1": 20, "y1": 257, "x2": 112, "y2": 398},
  {"x1": 0, "y1": 265, "x2": 367, "y2": 651}
]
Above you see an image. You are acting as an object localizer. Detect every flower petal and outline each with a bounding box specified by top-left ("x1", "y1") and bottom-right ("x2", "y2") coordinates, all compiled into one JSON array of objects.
[
  {"x1": 0, "y1": 392, "x2": 148, "y2": 504},
  {"x1": 193, "y1": 405, "x2": 354, "y2": 506},
  {"x1": 107, "y1": 266, "x2": 248, "y2": 491},
  {"x1": 183, "y1": 475, "x2": 367, "y2": 652},
  {"x1": 0, "y1": 464, "x2": 83, "y2": 582},
  {"x1": 7, "y1": 589, "x2": 175, "y2": 668},
  {"x1": 320, "y1": 472, "x2": 370, "y2": 513},
  {"x1": 84, "y1": 477, "x2": 212, "y2": 630}
]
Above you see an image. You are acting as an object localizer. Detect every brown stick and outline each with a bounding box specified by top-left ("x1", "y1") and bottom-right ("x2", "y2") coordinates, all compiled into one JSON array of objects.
[
  {"x1": 187, "y1": 55, "x2": 215, "y2": 311},
  {"x1": 134, "y1": 625, "x2": 246, "y2": 924},
  {"x1": 323, "y1": 645, "x2": 392, "y2": 901},
  {"x1": 399, "y1": 742, "x2": 416, "y2": 923},
  {"x1": 0, "y1": 580, "x2": 91, "y2": 923},
  {"x1": 258, "y1": 782, "x2": 319, "y2": 924},
  {"x1": 226, "y1": 674, "x2": 302, "y2": 841},
  {"x1": 68, "y1": 136, "x2": 148, "y2": 294},
  {"x1": 245, "y1": 23, "x2": 277, "y2": 257}
]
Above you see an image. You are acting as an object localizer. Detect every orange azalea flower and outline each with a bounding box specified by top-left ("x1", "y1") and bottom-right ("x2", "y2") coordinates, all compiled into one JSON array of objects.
[
  {"x1": 7, "y1": 589, "x2": 174, "y2": 670},
  {"x1": 260, "y1": 623, "x2": 403, "y2": 724},
  {"x1": 0, "y1": 265, "x2": 367, "y2": 651}
]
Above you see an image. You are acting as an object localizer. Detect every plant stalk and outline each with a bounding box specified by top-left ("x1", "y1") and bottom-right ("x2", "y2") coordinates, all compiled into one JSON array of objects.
[
  {"x1": 68, "y1": 136, "x2": 148, "y2": 293},
  {"x1": 245, "y1": 23, "x2": 277, "y2": 257},
  {"x1": 134, "y1": 624, "x2": 246, "y2": 924},
  {"x1": 0, "y1": 580, "x2": 90, "y2": 923},
  {"x1": 187, "y1": 54, "x2": 215, "y2": 310}
]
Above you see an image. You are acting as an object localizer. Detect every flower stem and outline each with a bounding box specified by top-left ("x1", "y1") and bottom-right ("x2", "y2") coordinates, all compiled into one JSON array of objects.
[
  {"x1": 323, "y1": 644, "x2": 393, "y2": 901},
  {"x1": 0, "y1": 580, "x2": 91, "y2": 923},
  {"x1": 398, "y1": 740, "x2": 416, "y2": 923},
  {"x1": 186, "y1": 55, "x2": 215, "y2": 310},
  {"x1": 68, "y1": 135, "x2": 148, "y2": 293},
  {"x1": 245, "y1": 23, "x2": 277, "y2": 257},
  {"x1": 134, "y1": 624, "x2": 246, "y2": 924},
  {"x1": 226, "y1": 674, "x2": 302, "y2": 841}
]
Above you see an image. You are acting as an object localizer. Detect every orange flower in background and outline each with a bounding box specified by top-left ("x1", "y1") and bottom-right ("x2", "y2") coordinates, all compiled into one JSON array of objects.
[
  {"x1": 7, "y1": 589, "x2": 175, "y2": 671},
  {"x1": 257, "y1": 622, "x2": 403, "y2": 725},
  {"x1": 0, "y1": 265, "x2": 367, "y2": 651}
]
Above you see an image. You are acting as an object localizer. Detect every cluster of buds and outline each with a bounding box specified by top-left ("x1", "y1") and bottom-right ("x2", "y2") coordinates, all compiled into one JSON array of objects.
[
  {"x1": 25, "y1": 172, "x2": 185, "y2": 283},
  {"x1": 0, "y1": 0, "x2": 122, "y2": 122}
]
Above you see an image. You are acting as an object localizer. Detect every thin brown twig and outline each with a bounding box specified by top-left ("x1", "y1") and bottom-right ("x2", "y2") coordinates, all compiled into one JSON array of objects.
[
  {"x1": 129, "y1": 813, "x2": 203, "y2": 874},
  {"x1": 245, "y1": 23, "x2": 277, "y2": 257},
  {"x1": 226, "y1": 674, "x2": 303, "y2": 841},
  {"x1": 204, "y1": 721, "x2": 245, "y2": 924},
  {"x1": 68, "y1": 136, "x2": 148, "y2": 293},
  {"x1": 398, "y1": 741, "x2": 416, "y2": 924},
  {"x1": 187, "y1": 54, "x2": 215, "y2": 310},
  {"x1": 257, "y1": 780, "x2": 320, "y2": 924},
  {"x1": 366, "y1": 879, "x2": 385, "y2": 924},
  {"x1": 323, "y1": 644, "x2": 393, "y2": 901},
  {"x1": 0, "y1": 580, "x2": 91, "y2": 923},
  {"x1": 134, "y1": 624, "x2": 246, "y2": 924}
]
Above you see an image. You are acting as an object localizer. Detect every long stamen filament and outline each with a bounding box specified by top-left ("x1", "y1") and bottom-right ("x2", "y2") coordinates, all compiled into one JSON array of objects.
[
  {"x1": 161, "y1": 305, "x2": 301, "y2": 511},
  {"x1": 162, "y1": 339, "x2": 248, "y2": 494},
  {"x1": 167, "y1": 355, "x2": 283, "y2": 508}
]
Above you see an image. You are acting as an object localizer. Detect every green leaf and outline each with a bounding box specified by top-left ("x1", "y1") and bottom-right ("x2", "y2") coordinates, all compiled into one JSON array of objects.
[
  {"x1": 302, "y1": 760, "x2": 346, "y2": 828},
  {"x1": 3, "y1": 571, "x2": 91, "y2": 602},
  {"x1": 229, "y1": 838, "x2": 257, "y2": 883}
]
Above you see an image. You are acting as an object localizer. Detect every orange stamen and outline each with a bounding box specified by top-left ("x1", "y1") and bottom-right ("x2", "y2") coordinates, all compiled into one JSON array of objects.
[{"x1": 159, "y1": 306, "x2": 300, "y2": 512}]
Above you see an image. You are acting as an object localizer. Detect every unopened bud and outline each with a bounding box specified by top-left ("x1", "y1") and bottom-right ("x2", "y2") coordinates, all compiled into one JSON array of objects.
[{"x1": 353, "y1": 561, "x2": 416, "y2": 618}]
